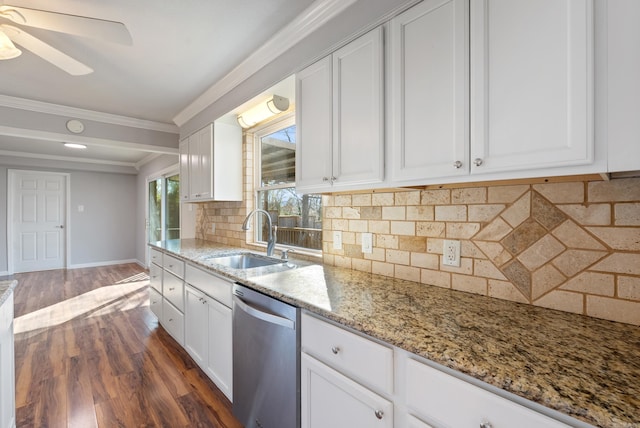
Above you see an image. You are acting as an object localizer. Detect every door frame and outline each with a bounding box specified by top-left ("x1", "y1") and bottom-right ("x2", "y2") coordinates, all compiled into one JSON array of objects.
[
  {"x1": 145, "y1": 164, "x2": 180, "y2": 267},
  {"x1": 7, "y1": 169, "x2": 71, "y2": 275}
]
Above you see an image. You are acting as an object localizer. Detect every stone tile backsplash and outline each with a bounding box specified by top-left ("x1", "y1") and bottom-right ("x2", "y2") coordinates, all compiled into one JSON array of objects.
[{"x1": 322, "y1": 178, "x2": 640, "y2": 325}]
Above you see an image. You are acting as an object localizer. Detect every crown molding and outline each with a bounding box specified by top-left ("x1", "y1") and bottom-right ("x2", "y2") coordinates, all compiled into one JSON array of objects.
[
  {"x1": 0, "y1": 149, "x2": 138, "y2": 168},
  {"x1": 0, "y1": 94, "x2": 179, "y2": 134},
  {"x1": 173, "y1": 0, "x2": 357, "y2": 127}
]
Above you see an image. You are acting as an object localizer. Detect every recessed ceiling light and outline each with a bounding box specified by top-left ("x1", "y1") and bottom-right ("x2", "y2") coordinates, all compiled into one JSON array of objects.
[{"x1": 64, "y1": 143, "x2": 87, "y2": 149}]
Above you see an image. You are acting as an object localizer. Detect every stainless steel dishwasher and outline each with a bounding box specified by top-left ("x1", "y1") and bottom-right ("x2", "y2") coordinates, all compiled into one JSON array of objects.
[{"x1": 232, "y1": 283, "x2": 300, "y2": 428}]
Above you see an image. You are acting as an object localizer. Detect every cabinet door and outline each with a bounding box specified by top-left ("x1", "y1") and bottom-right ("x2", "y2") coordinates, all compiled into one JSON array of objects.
[
  {"x1": 0, "y1": 294, "x2": 15, "y2": 428},
  {"x1": 389, "y1": 0, "x2": 468, "y2": 183},
  {"x1": 149, "y1": 262, "x2": 162, "y2": 293},
  {"x1": 207, "y1": 298, "x2": 233, "y2": 401},
  {"x1": 185, "y1": 286, "x2": 208, "y2": 367},
  {"x1": 332, "y1": 27, "x2": 384, "y2": 188},
  {"x1": 149, "y1": 287, "x2": 163, "y2": 320},
  {"x1": 189, "y1": 125, "x2": 213, "y2": 200},
  {"x1": 605, "y1": 0, "x2": 640, "y2": 172},
  {"x1": 296, "y1": 56, "x2": 333, "y2": 193},
  {"x1": 179, "y1": 138, "x2": 190, "y2": 201},
  {"x1": 212, "y1": 121, "x2": 243, "y2": 201},
  {"x1": 470, "y1": 0, "x2": 593, "y2": 173},
  {"x1": 301, "y1": 353, "x2": 392, "y2": 428}
]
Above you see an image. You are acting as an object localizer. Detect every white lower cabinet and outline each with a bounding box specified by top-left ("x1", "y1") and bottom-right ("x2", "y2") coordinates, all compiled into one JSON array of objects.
[
  {"x1": 403, "y1": 357, "x2": 570, "y2": 428},
  {"x1": 162, "y1": 299, "x2": 184, "y2": 346},
  {"x1": 301, "y1": 353, "x2": 392, "y2": 428},
  {"x1": 184, "y1": 266, "x2": 233, "y2": 401},
  {"x1": 0, "y1": 293, "x2": 15, "y2": 428},
  {"x1": 301, "y1": 312, "x2": 393, "y2": 428},
  {"x1": 149, "y1": 287, "x2": 162, "y2": 320}
]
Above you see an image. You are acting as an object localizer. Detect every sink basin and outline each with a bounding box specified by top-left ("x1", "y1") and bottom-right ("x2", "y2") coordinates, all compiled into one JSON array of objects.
[{"x1": 207, "y1": 253, "x2": 286, "y2": 270}]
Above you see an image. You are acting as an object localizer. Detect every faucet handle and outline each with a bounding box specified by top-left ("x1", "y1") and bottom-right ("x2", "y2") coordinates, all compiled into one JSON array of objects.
[{"x1": 281, "y1": 248, "x2": 295, "y2": 260}]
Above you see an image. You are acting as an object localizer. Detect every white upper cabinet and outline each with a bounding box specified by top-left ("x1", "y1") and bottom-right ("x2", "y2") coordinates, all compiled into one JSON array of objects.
[
  {"x1": 603, "y1": 0, "x2": 640, "y2": 172},
  {"x1": 296, "y1": 56, "x2": 333, "y2": 193},
  {"x1": 296, "y1": 27, "x2": 384, "y2": 194},
  {"x1": 180, "y1": 121, "x2": 242, "y2": 202},
  {"x1": 470, "y1": 0, "x2": 594, "y2": 174},
  {"x1": 389, "y1": 0, "x2": 468, "y2": 182}
]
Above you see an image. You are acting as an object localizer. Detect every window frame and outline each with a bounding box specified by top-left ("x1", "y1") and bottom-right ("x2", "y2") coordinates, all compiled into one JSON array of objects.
[{"x1": 252, "y1": 113, "x2": 322, "y2": 255}]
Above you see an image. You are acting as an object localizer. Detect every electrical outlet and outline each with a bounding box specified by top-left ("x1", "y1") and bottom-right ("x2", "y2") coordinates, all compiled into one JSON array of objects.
[
  {"x1": 443, "y1": 239, "x2": 461, "y2": 267},
  {"x1": 361, "y1": 233, "x2": 373, "y2": 254},
  {"x1": 333, "y1": 231, "x2": 343, "y2": 250}
]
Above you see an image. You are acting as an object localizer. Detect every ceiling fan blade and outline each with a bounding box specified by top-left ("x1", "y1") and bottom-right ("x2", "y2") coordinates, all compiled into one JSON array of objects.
[
  {"x1": 1, "y1": 25, "x2": 93, "y2": 75},
  {"x1": 0, "y1": 5, "x2": 132, "y2": 45}
]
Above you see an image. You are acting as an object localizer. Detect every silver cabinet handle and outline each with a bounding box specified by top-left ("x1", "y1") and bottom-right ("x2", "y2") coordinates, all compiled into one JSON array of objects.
[
  {"x1": 374, "y1": 410, "x2": 384, "y2": 420},
  {"x1": 331, "y1": 176, "x2": 337, "y2": 182},
  {"x1": 480, "y1": 422, "x2": 493, "y2": 428},
  {"x1": 55, "y1": 225, "x2": 64, "y2": 229},
  {"x1": 453, "y1": 161, "x2": 463, "y2": 168},
  {"x1": 331, "y1": 346, "x2": 340, "y2": 355},
  {"x1": 169, "y1": 287, "x2": 175, "y2": 291},
  {"x1": 322, "y1": 177, "x2": 330, "y2": 182},
  {"x1": 474, "y1": 158, "x2": 483, "y2": 166}
]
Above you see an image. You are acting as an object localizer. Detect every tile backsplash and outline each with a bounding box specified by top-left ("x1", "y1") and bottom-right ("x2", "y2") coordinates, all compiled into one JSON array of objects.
[{"x1": 322, "y1": 178, "x2": 640, "y2": 326}]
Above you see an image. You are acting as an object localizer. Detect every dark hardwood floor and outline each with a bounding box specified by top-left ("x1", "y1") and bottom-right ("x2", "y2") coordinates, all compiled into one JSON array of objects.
[{"x1": 12, "y1": 263, "x2": 243, "y2": 428}]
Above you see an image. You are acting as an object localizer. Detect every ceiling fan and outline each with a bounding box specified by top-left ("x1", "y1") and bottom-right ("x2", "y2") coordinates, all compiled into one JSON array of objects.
[{"x1": 0, "y1": 4, "x2": 131, "y2": 75}]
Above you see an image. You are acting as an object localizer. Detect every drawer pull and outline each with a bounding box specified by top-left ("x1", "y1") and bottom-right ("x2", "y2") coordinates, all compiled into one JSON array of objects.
[
  {"x1": 331, "y1": 346, "x2": 340, "y2": 355},
  {"x1": 374, "y1": 410, "x2": 384, "y2": 420},
  {"x1": 480, "y1": 422, "x2": 493, "y2": 428},
  {"x1": 169, "y1": 318, "x2": 173, "y2": 322},
  {"x1": 169, "y1": 287, "x2": 175, "y2": 291}
]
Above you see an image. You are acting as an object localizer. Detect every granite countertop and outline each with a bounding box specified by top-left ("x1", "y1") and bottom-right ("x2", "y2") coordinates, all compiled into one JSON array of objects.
[
  {"x1": 152, "y1": 239, "x2": 640, "y2": 428},
  {"x1": 0, "y1": 279, "x2": 17, "y2": 306}
]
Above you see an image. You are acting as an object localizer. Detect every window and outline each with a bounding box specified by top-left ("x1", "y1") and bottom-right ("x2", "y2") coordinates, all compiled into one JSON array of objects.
[
  {"x1": 254, "y1": 115, "x2": 322, "y2": 251},
  {"x1": 148, "y1": 172, "x2": 180, "y2": 243}
]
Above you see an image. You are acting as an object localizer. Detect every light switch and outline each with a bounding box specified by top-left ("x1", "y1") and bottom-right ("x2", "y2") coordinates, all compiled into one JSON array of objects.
[{"x1": 333, "y1": 231, "x2": 342, "y2": 250}]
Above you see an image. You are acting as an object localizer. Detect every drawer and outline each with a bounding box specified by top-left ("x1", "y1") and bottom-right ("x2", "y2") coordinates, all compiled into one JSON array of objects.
[
  {"x1": 163, "y1": 253, "x2": 184, "y2": 279},
  {"x1": 405, "y1": 358, "x2": 569, "y2": 428},
  {"x1": 150, "y1": 248, "x2": 162, "y2": 265},
  {"x1": 149, "y1": 263, "x2": 162, "y2": 293},
  {"x1": 185, "y1": 264, "x2": 232, "y2": 307},
  {"x1": 149, "y1": 287, "x2": 162, "y2": 320},
  {"x1": 163, "y1": 271, "x2": 184, "y2": 312},
  {"x1": 301, "y1": 312, "x2": 393, "y2": 395},
  {"x1": 162, "y1": 298, "x2": 184, "y2": 345}
]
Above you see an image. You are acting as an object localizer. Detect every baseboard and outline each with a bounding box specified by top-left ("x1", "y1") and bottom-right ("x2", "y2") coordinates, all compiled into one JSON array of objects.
[
  {"x1": 0, "y1": 270, "x2": 10, "y2": 277},
  {"x1": 68, "y1": 259, "x2": 141, "y2": 269}
]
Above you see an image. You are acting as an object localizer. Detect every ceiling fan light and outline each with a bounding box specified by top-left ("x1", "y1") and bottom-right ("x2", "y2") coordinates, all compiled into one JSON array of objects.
[{"x1": 0, "y1": 31, "x2": 21, "y2": 60}]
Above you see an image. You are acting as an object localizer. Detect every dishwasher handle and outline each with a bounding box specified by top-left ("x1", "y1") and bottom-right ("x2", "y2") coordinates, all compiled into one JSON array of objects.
[{"x1": 234, "y1": 295, "x2": 295, "y2": 330}]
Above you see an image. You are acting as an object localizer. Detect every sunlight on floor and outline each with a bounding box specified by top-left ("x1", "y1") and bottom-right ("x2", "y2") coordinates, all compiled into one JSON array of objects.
[{"x1": 14, "y1": 279, "x2": 150, "y2": 336}]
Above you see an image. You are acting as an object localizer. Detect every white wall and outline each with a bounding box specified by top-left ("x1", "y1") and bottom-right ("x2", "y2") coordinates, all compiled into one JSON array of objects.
[{"x1": 0, "y1": 162, "x2": 139, "y2": 272}]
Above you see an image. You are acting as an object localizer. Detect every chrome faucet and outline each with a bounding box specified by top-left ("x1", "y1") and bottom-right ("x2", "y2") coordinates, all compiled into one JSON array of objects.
[{"x1": 242, "y1": 209, "x2": 277, "y2": 256}]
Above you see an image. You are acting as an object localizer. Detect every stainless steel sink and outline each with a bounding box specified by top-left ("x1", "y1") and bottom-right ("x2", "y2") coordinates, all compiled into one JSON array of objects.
[{"x1": 206, "y1": 253, "x2": 286, "y2": 269}]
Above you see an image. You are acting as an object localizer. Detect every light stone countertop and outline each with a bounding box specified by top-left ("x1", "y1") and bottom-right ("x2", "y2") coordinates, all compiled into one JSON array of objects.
[
  {"x1": 152, "y1": 239, "x2": 640, "y2": 428},
  {"x1": 0, "y1": 279, "x2": 17, "y2": 307}
]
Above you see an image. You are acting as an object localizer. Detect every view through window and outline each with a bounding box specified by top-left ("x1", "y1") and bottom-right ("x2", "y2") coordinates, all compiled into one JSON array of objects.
[
  {"x1": 255, "y1": 118, "x2": 322, "y2": 250},
  {"x1": 148, "y1": 173, "x2": 180, "y2": 242}
]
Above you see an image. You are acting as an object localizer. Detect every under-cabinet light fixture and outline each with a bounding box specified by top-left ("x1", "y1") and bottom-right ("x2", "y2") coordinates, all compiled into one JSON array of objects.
[
  {"x1": 0, "y1": 30, "x2": 21, "y2": 60},
  {"x1": 63, "y1": 143, "x2": 87, "y2": 149},
  {"x1": 237, "y1": 95, "x2": 289, "y2": 128}
]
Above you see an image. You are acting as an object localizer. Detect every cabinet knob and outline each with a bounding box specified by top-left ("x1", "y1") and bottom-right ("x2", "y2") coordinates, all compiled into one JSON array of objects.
[
  {"x1": 322, "y1": 177, "x2": 330, "y2": 182},
  {"x1": 331, "y1": 176, "x2": 337, "y2": 182},
  {"x1": 202, "y1": 299, "x2": 206, "y2": 304},
  {"x1": 480, "y1": 422, "x2": 493, "y2": 428},
  {"x1": 331, "y1": 346, "x2": 340, "y2": 355},
  {"x1": 474, "y1": 158, "x2": 484, "y2": 166},
  {"x1": 169, "y1": 318, "x2": 173, "y2": 322},
  {"x1": 453, "y1": 160, "x2": 463, "y2": 169},
  {"x1": 169, "y1": 287, "x2": 175, "y2": 291},
  {"x1": 374, "y1": 410, "x2": 384, "y2": 420}
]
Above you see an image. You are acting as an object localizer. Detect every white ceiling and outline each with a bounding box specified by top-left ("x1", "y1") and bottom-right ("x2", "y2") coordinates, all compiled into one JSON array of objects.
[{"x1": 0, "y1": 0, "x2": 317, "y2": 168}]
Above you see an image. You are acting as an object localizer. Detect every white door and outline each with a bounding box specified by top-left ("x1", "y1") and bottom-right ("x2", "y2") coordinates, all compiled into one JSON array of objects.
[{"x1": 11, "y1": 171, "x2": 67, "y2": 273}]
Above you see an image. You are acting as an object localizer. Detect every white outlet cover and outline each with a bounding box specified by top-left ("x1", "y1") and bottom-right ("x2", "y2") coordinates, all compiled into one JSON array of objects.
[
  {"x1": 362, "y1": 232, "x2": 373, "y2": 254},
  {"x1": 443, "y1": 239, "x2": 461, "y2": 267},
  {"x1": 333, "y1": 231, "x2": 343, "y2": 250}
]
